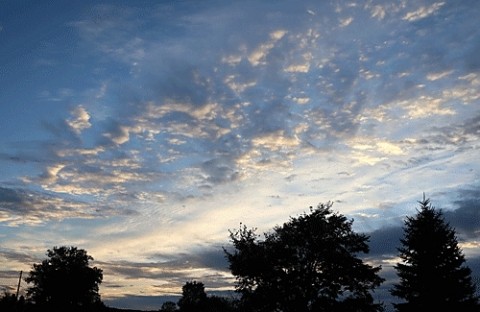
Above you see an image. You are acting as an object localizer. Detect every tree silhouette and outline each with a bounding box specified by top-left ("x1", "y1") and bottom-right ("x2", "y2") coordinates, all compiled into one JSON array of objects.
[
  {"x1": 178, "y1": 281, "x2": 208, "y2": 312},
  {"x1": 160, "y1": 300, "x2": 178, "y2": 312},
  {"x1": 25, "y1": 246, "x2": 103, "y2": 312},
  {"x1": 225, "y1": 202, "x2": 385, "y2": 312},
  {"x1": 0, "y1": 292, "x2": 19, "y2": 311},
  {"x1": 391, "y1": 197, "x2": 480, "y2": 312}
]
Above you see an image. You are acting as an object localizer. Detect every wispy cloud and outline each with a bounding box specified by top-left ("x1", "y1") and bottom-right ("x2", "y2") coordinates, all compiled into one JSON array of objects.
[{"x1": 403, "y1": 2, "x2": 445, "y2": 21}]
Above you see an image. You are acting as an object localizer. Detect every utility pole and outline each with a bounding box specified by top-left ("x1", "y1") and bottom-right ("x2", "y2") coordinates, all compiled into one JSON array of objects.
[{"x1": 15, "y1": 270, "x2": 22, "y2": 300}]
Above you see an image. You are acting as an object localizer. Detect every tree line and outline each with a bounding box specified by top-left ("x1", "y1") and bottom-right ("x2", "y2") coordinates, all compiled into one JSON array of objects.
[{"x1": 1, "y1": 197, "x2": 479, "y2": 312}]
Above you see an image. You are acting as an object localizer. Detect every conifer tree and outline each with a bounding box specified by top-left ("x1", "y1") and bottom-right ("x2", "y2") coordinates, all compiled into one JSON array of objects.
[{"x1": 391, "y1": 196, "x2": 479, "y2": 312}]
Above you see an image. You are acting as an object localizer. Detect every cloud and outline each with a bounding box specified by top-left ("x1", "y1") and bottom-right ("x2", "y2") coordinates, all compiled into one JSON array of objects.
[
  {"x1": 103, "y1": 124, "x2": 132, "y2": 145},
  {"x1": 67, "y1": 105, "x2": 91, "y2": 135},
  {"x1": 403, "y1": 2, "x2": 445, "y2": 22},
  {"x1": 339, "y1": 17, "x2": 353, "y2": 27},
  {"x1": 95, "y1": 247, "x2": 234, "y2": 303},
  {"x1": 426, "y1": 69, "x2": 453, "y2": 81},
  {"x1": 370, "y1": 5, "x2": 386, "y2": 20},
  {"x1": 367, "y1": 226, "x2": 403, "y2": 258},
  {"x1": 248, "y1": 30, "x2": 287, "y2": 66},
  {"x1": 447, "y1": 188, "x2": 480, "y2": 239},
  {"x1": 0, "y1": 186, "x2": 99, "y2": 225}
]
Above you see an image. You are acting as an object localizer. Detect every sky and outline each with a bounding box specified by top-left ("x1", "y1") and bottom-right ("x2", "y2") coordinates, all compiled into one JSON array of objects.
[{"x1": 0, "y1": 0, "x2": 479, "y2": 310}]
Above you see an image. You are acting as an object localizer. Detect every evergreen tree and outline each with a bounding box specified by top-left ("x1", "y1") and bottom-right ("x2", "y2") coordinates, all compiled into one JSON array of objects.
[
  {"x1": 391, "y1": 196, "x2": 479, "y2": 312},
  {"x1": 225, "y1": 203, "x2": 385, "y2": 312}
]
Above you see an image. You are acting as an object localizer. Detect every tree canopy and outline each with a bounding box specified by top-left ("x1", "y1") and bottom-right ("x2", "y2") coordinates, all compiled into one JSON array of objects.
[
  {"x1": 178, "y1": 281, "x2": 208, "y2": 312},
  {"x1": 391, "y1": 197, "x2": 479, "y2": 312},
  {"x1": 225, "y1": 202, "x2": 385, "y2": 312},
  {"x1": 25, "y1": 246, "x2": 103, "y2": 311}
]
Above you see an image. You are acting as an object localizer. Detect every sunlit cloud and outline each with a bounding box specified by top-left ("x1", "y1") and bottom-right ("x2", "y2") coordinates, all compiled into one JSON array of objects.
[
  {"x1": 427, "y1": 70, "x2": 453, "y2": 81},
  {"x1": 403, "y1": 96, "x2": 455, "y2": 119},
  {"x1": 370, "y1": 5, "x2": 386, "y2": 20},
  {"x1": 402, "y1": 2, "x2": 445, "y2": 22},
  {"x1": 339, "y1": 17, "x2": 353, "y2": 27},
  {"x1": 248, "y1": 30, "x2": 287, "y2": 66},
  {"x1": 67, "y1": 105, "x2": 91, "y2": 135}
]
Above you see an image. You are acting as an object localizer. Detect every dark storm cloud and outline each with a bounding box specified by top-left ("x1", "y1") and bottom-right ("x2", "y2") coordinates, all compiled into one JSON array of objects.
[
  {"x1": 147, "y1": 247, "x2": 230, "y2": 273},
  {"x1": 0, "y1": 248, "x2": 38, "y2": 292},
  {"x1": 0, "y1": 248, "x2": 38, "y2": 265},
  {"x1": 365, "y1": 186, "x2": 480, "y2": 260},
  {"x1": 186, "y1": 248, "x2": 230, "y2": 272},
  {"x1": 0, "y1": 185, "x2": 137, "y2": 223},
  {"x1": 397, "y1": 111, "x2": 480, "y2": 155},
  {"x1": 101, "y1": 261, "x2": 190, "y2": 281},
  {"x1": 100, "y1": 247, "x2": 229, "y2": 282},
  {"x1": 0, "y1": 186, "x2": 91, "y2": 223},
  {"x1": 367, "y1": 226, "x2": 403, "y2": 258},
  {"x1": 200, "y1": 158, "x2": 240, "y2": 185},
  {"x1": 447, "y1": 188, "x2": 480, "y2": 239},
  {"x1": 466, "y1": 256, "x2": 480, "y2": 287}
]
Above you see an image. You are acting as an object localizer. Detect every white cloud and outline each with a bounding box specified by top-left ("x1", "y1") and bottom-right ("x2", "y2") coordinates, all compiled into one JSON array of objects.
[
  {"x1": 67, "y1": 105, "x2": 91, "y2": 135},
  {"x1": 224, "y1": 75, "x2": 257, "y2": 93},
  {"x1": 403, "y1": 2, "x2": 445, "y2": 22},
  {"x1": 426, "y1": 70, "x2": 453, "y2": 81},
  {"x1": 40, "y1": 163, "x2": 66, "y2": 185},
  {"x1": 403, "y1": 96, "x2": 455, "y2": 119},
  {"x1": 371, "y1": 5, "x2": 386, "y2": 20},
  {"x1": 347, "y1": 138, "x2": 405, "y2": 166},
  {"x1": 284, "y1": 63, "x2": 310, "y2": 73},
  {"x1": 251, "y1": 131, "x2": 300, "y2": 152},
  {"x1": 248, "y1": 30, "x2": 287, "y2": 66},
  {"x1": 339, "y1": 17, "x2": 353, "y2": 27},
  {"x1": 292, "y1": 96, "x2": 310, "y2": 105}
]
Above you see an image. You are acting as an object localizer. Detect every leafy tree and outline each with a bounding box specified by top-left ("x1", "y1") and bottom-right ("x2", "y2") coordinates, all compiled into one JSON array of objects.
[
  {"x1": 225, "y1": 202, "x2": 385, "y2": 312},
  {"x1": 25, "y1": 246, "x2": 103, "y2": 311},
  {"x1": 178, "y1": 281, "x2": 207, "y2": 312},
  {"x1": 160, "y1": 300, "x2": 178, "y2": 312},
  {"x1": 391, "y1": 197, "x2": 480, "y2": 312},
  {"x1": 205, "y1": 295, "x2": 238, "y2": 312}
]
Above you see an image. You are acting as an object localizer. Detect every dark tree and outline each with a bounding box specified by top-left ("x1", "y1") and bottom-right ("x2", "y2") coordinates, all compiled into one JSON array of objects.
[
  {"x1": 391, "y1": 197, "x2": 480, "y2": 312},
  {"x1": 178, "y1": 281, "x2": 207, "y2": 312},
  {"x1": 25, "y1": 246, "x2": 103, "y2": 312},
  {"x1": 225, "y1": 203, "x2": 385, "y2": 312},
  {"x1": 160, "y1": 300, "x2": 178, "y2": 312},
  {"x1": 205, "y1": 295, "x2": 238, "y2": 312},
  {"x1": 0, "y1": 292, "x2": 18, "y2": 312}
]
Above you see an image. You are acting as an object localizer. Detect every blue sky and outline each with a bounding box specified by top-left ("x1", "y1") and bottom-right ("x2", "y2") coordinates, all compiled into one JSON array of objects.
[{"x1": 1, "y1": 0, "x2": 479, "y2": 310}]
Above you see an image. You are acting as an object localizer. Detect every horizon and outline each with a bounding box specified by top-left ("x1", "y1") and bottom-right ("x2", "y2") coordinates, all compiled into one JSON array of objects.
[{"x1": 1, "y1": 1, "x2": 479, "y2": 311}]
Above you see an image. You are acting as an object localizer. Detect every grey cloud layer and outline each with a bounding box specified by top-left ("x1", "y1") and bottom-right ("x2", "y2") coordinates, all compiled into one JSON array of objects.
[{"x1": 366, "y1": 188, "x2": 480, "y2": 259}]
